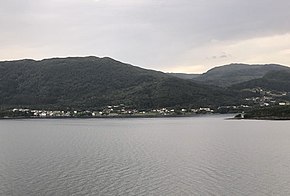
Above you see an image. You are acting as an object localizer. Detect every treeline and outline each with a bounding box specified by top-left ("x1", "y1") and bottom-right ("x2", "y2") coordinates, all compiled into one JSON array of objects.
[{"x1": 244, "y1": 106, "x2": 290, "y2": 119}]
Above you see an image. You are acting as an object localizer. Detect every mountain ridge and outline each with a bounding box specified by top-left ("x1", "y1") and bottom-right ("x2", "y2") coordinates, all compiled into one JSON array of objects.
[
  {"x1": 0, "y1": 56, "x2": 242, "y2": 110},
  {"x1": 192, "y1": 63, "x2": 290, "y2": 87}
]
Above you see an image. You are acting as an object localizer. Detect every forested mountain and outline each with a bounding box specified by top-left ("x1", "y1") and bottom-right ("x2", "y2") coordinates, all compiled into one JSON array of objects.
[
  {"x1": 193, "y1": 63, "x2": 290, "y2": 87},
  {"x1": 0, "y1": 57, "x2": 242, "y2": 110},
  {"x1": 231, "y1": 70, "x2": 290, "y2": 92}
]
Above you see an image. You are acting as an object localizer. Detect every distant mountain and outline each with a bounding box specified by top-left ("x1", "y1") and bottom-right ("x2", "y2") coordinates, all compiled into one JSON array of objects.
[
  {"x1": 0, "y1": 56, "x2": 241, "y2": 110},
  {"x1": 167, "y1": 73, "x2": 200, "y2": 80},
  {"x1": 232, "y1": 70, "x2": 290, "y2": 92},
  {"x1": 193, "y1": 63, "x2": 290, "y2": 87}
]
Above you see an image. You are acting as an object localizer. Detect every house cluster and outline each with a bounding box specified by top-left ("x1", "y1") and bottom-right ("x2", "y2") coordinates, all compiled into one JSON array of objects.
[
  {"x1": 12, "y1": 108, "x2": 72, "y2": 117},
  {"x1": 10, "y1": 105, "x2": 215, "y2": 118},
  {"x1": 244, "y1": 88, "x2": 290, "y2": 107},
  {"x1": 98, "y1": 104, "x2": 138, "y2": 116},
  {"x1": 217, "y1": 105, "x2": 250, "y2": 113},
  {"x1": 100, "y1": 105, "x2": 214, "y2": 116}
]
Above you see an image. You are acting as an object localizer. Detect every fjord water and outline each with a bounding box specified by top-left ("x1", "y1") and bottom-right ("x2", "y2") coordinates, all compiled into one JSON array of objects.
[{"x1": 1, "y1": 116, "x2": 290, "y2": 195}]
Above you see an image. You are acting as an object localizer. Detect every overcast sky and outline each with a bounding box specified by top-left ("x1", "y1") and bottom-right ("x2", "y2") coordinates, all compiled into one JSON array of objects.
[{"x1": 1, "y1": 0, "x2": 290, "y2": 73}]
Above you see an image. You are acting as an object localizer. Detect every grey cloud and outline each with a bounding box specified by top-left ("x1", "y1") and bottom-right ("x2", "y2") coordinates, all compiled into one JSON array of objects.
[
  {"x1": 0, "y1": 0, "x2": 290, "y2": 69},
  {"x1": 208, "y1": 53, "x2": 231, "y2": 60},
  {"x1": 219, "y1": 55, "x2": 228, "y2": 59}
]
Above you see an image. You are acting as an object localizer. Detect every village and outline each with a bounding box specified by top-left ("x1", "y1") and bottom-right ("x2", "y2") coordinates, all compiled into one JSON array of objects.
[
  {"x1": 7, "y1": 105, "x2": 215, "y2": 118},
  {"x1": 1, "y1": 88, "x2": 289, "y2": 119},
  {"x1": 243, "y1": 87, "x2": 290, "y2": 107}
]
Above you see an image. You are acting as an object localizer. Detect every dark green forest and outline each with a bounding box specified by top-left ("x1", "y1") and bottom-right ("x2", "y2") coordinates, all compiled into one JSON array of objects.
[
  {"x1": 231, "y1": 71, "x2": 290, "y2": 92},
  {"x1": 193, "y1": 63, "x2": 290, "y2": 87},
  {"x1": 0, "y1": 56, "x2": 244, "y2": 110},
  {"x1": 244, "y1": 106, "x2": 290, "y2": 119}
]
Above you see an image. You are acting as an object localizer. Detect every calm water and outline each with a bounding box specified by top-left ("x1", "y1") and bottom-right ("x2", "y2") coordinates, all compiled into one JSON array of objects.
[{"x1": 1, "y1": 115, "x2": 290, "y2": 195}]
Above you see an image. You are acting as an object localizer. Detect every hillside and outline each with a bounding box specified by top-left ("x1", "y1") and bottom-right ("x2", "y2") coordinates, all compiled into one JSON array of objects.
[
  {"x1": 0, "y1": 57, "x2": 242, "y2": 110},
  {"x1": 193, "y1": 63, "x2": 290, "y2": 87},
  {"x1": 231, "y1": 70, "x2": 290, "y2": 92},
  {"x1": 167, "y1": 73, "x2": 200, "y2": 80},
  {"x1": 242, "y1": 106, "x2": 290, "y2": 120}
]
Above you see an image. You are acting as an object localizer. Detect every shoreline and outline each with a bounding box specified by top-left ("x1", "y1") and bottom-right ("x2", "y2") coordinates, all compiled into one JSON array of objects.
[
  {"x1": 245, "y1": 117, "x2": 290, "y2": 121},
  {"x1": 232, "y1": 116, "x2": 290, "y2": 121},
  {"x1": 0, "y1": 113, "x2": 217, "y2": 120},
  {"x1": 3, "y1": 114, "x2": 289, "y2": 121}
]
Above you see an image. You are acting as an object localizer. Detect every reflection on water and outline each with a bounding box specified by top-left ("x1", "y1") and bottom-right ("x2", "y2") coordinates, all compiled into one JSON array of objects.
[{"x1": 1, "y1": 116, "x2": 290, "y2": 195}]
